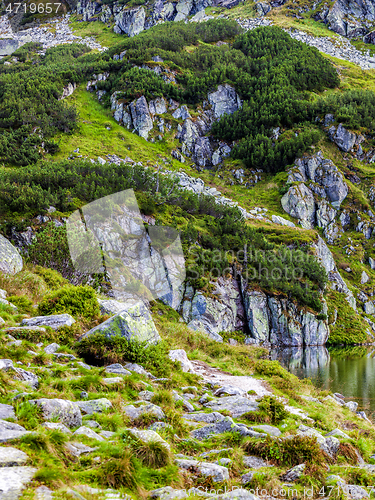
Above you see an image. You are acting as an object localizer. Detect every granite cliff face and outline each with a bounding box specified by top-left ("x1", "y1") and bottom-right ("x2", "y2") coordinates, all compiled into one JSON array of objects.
[
  {"x1": 314, "y1": 0, "x2": 375, "y2": 38},
  {"x1": 76, "y1": 0, "x2": 241, "y2": 36}
]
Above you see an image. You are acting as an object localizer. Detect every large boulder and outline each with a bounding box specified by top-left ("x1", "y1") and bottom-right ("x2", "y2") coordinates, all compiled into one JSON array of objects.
[
  {"x1": 80, "y1": 302, "x2": 161, "y2": 345},
  {"x1": 114, "y1": 6, "x2": 146, "y2": 36},
  {"x1": 29, "y1": 399, "x2": 82, "y2": 428},
  {"x1": 314, "y1": 156, "x2": 348, "y2": 208},
  {"x1": 207, "y1": 84, "x2": 242, "y2": 119},
  {"x1": 281, "y1": 183, "x2": 316, "y2": 229},
  {"x1": 0, "y1": 234, "x2": 23, "y2": 275},
  {"x1": 329, "y1": 123, "x2": 357, "y2": 152},
  {"x1": 129, "y1": 96, "x2": 153, "y2": 139},
  {"x1": 0, "y1": 466, "x2": 37, "y2": 499}
]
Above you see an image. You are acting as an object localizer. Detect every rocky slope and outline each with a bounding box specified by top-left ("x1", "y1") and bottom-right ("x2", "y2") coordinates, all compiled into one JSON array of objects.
[{"x1": 0, "y1": 283, "x2": 374, "y2": 499}]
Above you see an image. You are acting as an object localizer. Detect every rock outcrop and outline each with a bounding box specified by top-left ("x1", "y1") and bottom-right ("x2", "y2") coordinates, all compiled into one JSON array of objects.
[
  {"x1": 282, "y1": 152, "x2": 348, "y2": 242},
  {"x1": 241, "y1": 288, "x2": 329, "y2": 346},
  {"x1": 76, "y1": 0, "x2": 241, "y2": 37},
  {"x1": 109, "y1": 86, "x2": 239, "y2": 168},
  {"x1": 180, "y1": 279, "x2": 245, "y2": 342},
  {"x1": 315, "y1": 0, "x2": 375, "y2": 38}
]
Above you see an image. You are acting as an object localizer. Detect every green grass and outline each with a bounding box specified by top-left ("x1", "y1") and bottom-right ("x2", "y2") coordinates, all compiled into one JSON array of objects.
[{"x1": 69, "y1": 17, "x2": 126, "y2": 48}]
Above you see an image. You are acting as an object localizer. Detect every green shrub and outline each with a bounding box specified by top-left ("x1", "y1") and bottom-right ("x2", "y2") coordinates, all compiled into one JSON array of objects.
[
  {"x1": 7, "y1": 295, "x2": 33, "y2": 314},
  {"x1": 258, "y1": 396, "x2": 288, "y2": 424},
  {"x1": 255, "y1": 359, "x2": 292, "y2": 379},
  {"x1": 34, "y1": 266, "x2": 68, "y2": 290},
  {"x1": 76, "y1": 333, "x2": 174, "y2": 377},
  {"x1": 243, "y1": 435, "x2": 326, "y2": 467},
  {"x1": 37, "y1": 285, "x2": 99, "y2": 319}
]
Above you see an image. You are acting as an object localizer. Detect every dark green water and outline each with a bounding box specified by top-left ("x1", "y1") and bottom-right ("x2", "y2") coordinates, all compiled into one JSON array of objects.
[{"x1": 270, "y1": 346, "x2": 375, "y2": 420}]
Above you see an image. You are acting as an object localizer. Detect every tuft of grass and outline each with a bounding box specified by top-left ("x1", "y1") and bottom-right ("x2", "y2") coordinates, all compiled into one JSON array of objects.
[
  {"x1": 135, "y1": 440, "x2": 172, "y2": 468},
  {"x1": 97, "y1": 446, "x2": 140, "y2": 489}
]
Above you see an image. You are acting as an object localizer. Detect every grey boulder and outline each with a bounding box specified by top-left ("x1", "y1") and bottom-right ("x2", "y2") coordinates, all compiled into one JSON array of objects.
[
  {"x1": 0, "y1": 446, "x2": 28, "y2": 466},
  {"x1": 208, "y1": 84, "x2": 241, "y2": 119},
  {"x1": 0, "y1": 420, "x2": 31, "y2": 443},
  {"x1": 80, "y1": 302, "x2": 160, "y2": 345},
  {"x1": 0, "y1": 234, "x2": 23, "y2": 275},
  {"x1": 122, "y1": 402, "x2": 165, "y2": 421},
  {"x1": 204, "y1": 396, "x2": 259, "y2": 418},
  {"x1": 76, "y1": 398, "x2": 112, "y2": 415},
  {"x1": 280, "y1": 463, "x2": 306, "y2": 482},
  {"x1": 0, "y1": 403, "x2": 15, "y2": 420},
  {"x1": 0, "y1": 466, "x2": 37, "y2": 498},
  {"x1": 175, "y1": 458, "x2": 229, "y2": 482},
  {"x1": 29, "y1": 399, "x2": 82, "y2": 428},
  {"x1": 105, "y1": 363, "x2": 131, "y2": 376},
  {"x1": 191, "y1": 416, "x2": 266, "y2": 440},
  {"x1": 21, "y1": 314, "x2": 75, "y2": 330},
  {"x1": 329, "y1": 123, "x2": 356, "y2": 152}
]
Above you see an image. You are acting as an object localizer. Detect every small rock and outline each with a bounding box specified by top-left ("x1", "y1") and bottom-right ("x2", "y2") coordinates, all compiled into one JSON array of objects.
[
  {"x1": 21, "y1": 314, "x2": 75, "y2": 330},
  {"x1": 243, "y1": 456, "x2": 268, "y2": 469},
  {"x1": 250, "y1": 424, "x2": 281, "y2": 437},
  {"x1": 344, "y1": 401, "x2": 359, "y2": 412},
  {"x1": 169, "y1": 349, "x2": 195, "y2": 373},
  {"x1": 65, "y1": 441, "x2": 96, "y2": 457},
  {"x1": 105, "y1": 363, "x2": 131, "y2": 376},
  {"x1": 0, "y1": 403, "x2": 15, "y2": 420},
  {"x1": 175, "y1": 458, "x2": 229, "y2": 482},
  {"x1": 325, "y1": 428, "x2": 350, "y2": 440},
  {"x1": 139, "y1": 390, "x2": 154, "y2": 401},
  {"x1": 84, "y1": 420, "x2": 102, "y2": 429},
  {"x1": 77, "y1": 398, "x2": 112, "y2": 415},
  {"x1": 128, "y1": 428, "x2": 170, "y2": 449},
  {"x1": 241, "y1": 471, "x2": 254, "y2": 485},
  {"x1": 280, "y1": 463, "x2": 306, "y2": 482},
  {"x1": 43, "y1": 422, "x2": 72, "y2": 434},
  {"x1": 73, "y1": 426, "x2": 105, "y2": 441},
  {"x1": 122, "y1": 402, "x2": 165, "y2": 421},
  {"x1": 0, "y1": 420, "x2": 31, "y2": 443},
  {"x1": 44, "y1": 343, "x2": 60, "y2": 354}
]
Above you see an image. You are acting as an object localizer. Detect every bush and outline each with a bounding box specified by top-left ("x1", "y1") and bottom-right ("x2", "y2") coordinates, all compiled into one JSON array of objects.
[
  {"x1": 257, "y1": 396, "x2": 288, "y2": 424},
  {"x1": 243, "y1": 435, "x2": 326, "y2": 467},
  {"x1": 34, "y1": 266, "x2": 68, "y2": 290},
  {"x1": 76, "y1": 333, "x2": 174, "y2": 377},
  {"x1": 7, "y1": 295, "x2": 33, "y2": 314},
  {"x1": 37, "y1": 285, "x2": 99, "y2": 319}
]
